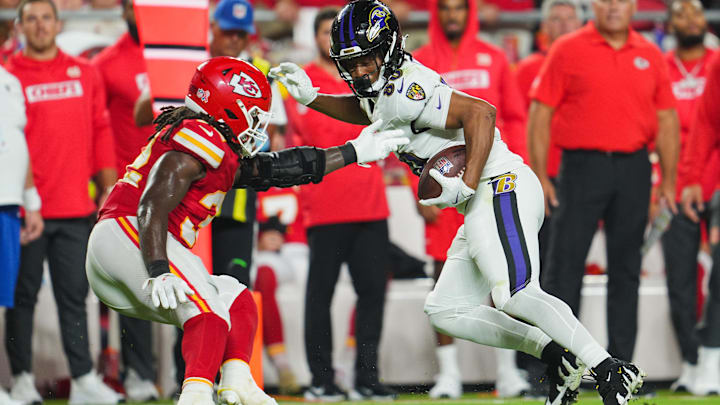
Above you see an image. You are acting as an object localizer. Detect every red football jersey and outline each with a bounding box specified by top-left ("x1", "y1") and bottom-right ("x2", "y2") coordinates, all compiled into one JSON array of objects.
[
  {"x1": 257, "y1": 187, "x2": 307, "y2": 245},
  {"x1": 99, "y1": 119, "x2": 240, "y2": 248}
]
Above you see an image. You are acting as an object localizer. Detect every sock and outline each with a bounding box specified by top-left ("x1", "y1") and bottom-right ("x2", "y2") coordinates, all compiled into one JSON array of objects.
[
  {"x1": 436, "y1": 344, "x2": 460, "y2": 377},
  {"x1": 540, "y1": 341, "x2": 567, "y2": 368},
  {"x1": 182, "y1": 379, "x2": 214, "y2": 394},
  {"x1": 269, "y1": 348, "x2": 290, "y2": 371},
  {"x1": 255, "y1": 266, "x2": 285, "y2": 347},
  {"x1": 495, "y1": 348, "x2": 518, "y2": 375},
  {"x1": 592, "y1": 357, "x2": 614, "y2": 375},
  {"x1": 182, "y1": 312, "x2": 229, "y2": 384},
  {"x1": 223, "y1": 289, "x2": 258, "y2": 363}
]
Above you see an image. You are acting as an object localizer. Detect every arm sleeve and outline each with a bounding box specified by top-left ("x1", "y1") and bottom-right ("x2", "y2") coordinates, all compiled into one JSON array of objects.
[
  {"x1": 91, "y1": 65, "x2": 116, "y2": 174},
  {"x1": 529, "y1": 44, "x2": 566, "y2": 108},
  {"x1": 234, "y1": 146, "x2": 326, "y2": 191}
]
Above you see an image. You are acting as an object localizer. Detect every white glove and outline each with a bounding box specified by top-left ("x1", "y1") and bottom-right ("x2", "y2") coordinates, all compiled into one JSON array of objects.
[
  {"x1": 268, "y1": 62, "x2": 319, "y2": 106},
  {"x1": 348, "y1": 119, "x2": 409, "y2": 167},
  {"x1": 142, "y1": 273, "x2": 194, "y2": 310},
  {"x1": 419, "y1": 169, "x2": 476, "y2": 208}
]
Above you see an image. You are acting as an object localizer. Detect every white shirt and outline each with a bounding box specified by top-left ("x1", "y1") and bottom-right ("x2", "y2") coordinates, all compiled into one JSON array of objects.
[
  {"x1": 359, "y1": 59, "x2": 523, "y2": 180},
  {"x1": 0, "y1": 65, "x2": 28, "y2": 207}
]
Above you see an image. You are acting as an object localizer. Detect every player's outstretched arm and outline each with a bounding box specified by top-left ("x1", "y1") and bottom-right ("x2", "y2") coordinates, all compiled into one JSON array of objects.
[
  {"x1": 269, "y1": 62, "x2": 370, "y2": 125},
  {"x1": 234, "y1": 120, "x2": 406, "y2": 190},
  {"x1": 445, "y1": 90, "x2": 496, "y2": 190},
  {"x1": 138, "y1": 151, "x2": 205, "y2": 269}
]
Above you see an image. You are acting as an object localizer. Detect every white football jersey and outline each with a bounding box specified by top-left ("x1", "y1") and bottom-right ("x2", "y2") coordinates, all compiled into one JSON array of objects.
[{"x1": 358, "y1": 58, "x2": 523, "y2": 179}]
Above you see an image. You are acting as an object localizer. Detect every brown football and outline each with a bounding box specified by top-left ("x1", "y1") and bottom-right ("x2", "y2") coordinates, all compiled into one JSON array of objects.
[{"x1": 417, "y1": 145, "x2": 466, "y2": 200}]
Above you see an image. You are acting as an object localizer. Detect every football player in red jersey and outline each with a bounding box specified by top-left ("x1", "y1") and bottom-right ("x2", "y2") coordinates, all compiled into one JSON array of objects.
[{"x1": 85, "y1": 56, "x2": 407, "y2": 405}]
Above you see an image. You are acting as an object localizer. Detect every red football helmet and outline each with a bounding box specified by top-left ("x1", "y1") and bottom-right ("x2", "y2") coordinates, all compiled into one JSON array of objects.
[{"x1": 186, "y1": 57, "x2": 272, "y2": 157}]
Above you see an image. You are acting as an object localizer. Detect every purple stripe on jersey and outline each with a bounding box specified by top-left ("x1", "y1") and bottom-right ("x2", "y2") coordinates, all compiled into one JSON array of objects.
[{"x1": 499, "y1": 193, "x2": 527, "y2": 287}]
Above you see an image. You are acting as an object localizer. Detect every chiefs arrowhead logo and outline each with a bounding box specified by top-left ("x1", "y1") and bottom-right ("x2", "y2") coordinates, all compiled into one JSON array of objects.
[{"x1": 229, "y1": 72, "x2": 261, "y2": 98}]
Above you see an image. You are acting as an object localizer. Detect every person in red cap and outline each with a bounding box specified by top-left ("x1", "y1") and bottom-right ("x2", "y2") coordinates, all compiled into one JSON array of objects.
[
  {"x1": 87, "y1": 56, "x2": 407, "y2": 405},
  {"x1": 412, "y1": 0, "x2": 529, "y2": 399}
]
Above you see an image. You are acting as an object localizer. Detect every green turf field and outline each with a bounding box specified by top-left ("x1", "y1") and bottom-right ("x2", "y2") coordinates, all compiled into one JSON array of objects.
[{"x1": 42, "y1": 391, "x2": 720, "y2": 405}]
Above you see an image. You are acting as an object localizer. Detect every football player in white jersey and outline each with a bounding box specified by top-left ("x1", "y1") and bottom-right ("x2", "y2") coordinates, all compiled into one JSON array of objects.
[{"x1": 271, "y1": 1, "x2": 646, "y2": 404}]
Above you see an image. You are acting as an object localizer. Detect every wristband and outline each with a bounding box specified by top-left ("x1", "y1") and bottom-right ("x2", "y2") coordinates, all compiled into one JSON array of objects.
[
  {"x1": 23, "y1": 187, "x2": 41, "y2": 212},
  {"x1": 147, "y1": 260, "x2": 170, "y2": 278},
  {"x1": 339, "y1": 143, "x2": 357, "y2": 165}
]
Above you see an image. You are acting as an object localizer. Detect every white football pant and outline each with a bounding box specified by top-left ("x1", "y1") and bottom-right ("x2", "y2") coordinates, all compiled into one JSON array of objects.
[
  {"x1": 86, "y1": 216, "x2": 244, "y2": 328},
  {"x1": 425, "y1": 165, "x2": 609, "y2": 368}
]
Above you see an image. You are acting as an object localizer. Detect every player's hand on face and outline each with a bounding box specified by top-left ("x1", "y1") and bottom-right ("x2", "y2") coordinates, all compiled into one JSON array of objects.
[
  {"x1": 419, "y1": 169, "x2": 475, "y2": 208},
  {"x1": 681, "y1": 184, "x2": 705, "y2": 223},
  {"x1": 539, "y1": 176, "x2": 558, "y2": 217},
  {"x1": 268, "y1": 62, "x2": 319, "y2": 106},
  {"x1": 20, "y1": 210, "x2": 44, "y2": 245},
  {"x1": 143, "y1": 273, "x2": 194, "y2": 310},
  {"x1": 416, "y1": 201, "x2": 441, "y2": 223},
  {"x1": 348, "y1": 119, "x2": 409, "y2": 166}
]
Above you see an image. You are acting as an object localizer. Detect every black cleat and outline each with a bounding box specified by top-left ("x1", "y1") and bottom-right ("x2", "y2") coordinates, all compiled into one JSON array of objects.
[
  {"x1": 304, "y1": 383, "x2": 347, "y2": 402},
  {"x1": 544, "y1": 350, "x2": 584, "y2": 405},
  {"x1": 348, "y1": 382, "x2": 397, "y2": 401},
  {"x1": 592, "y1": 358, "x2": 646, "y2": 405}
]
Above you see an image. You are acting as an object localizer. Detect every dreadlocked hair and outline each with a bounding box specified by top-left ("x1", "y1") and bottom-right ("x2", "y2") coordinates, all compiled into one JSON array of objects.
[{"x1": 151, "y1": 106, "x2": 236, "y2": 145}]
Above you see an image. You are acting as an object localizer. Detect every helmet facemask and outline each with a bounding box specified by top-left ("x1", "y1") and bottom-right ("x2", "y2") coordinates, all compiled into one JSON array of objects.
[
  {"x1": 332, "y1": 31, "x2": 400, "y2": 98},
  {"x1": 235, "y1": 99, "x2": 272, "y2": 157}
]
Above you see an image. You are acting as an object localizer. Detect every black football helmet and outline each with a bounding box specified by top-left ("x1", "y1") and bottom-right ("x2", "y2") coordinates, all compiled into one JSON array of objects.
[{"x1": 330, "y1": 0, "x2": 405, "y2": 98}]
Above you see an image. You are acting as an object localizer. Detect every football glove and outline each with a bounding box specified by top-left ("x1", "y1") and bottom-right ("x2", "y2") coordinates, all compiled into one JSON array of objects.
[
  {"x1": 142, "y1": 273, "x2": 194, "y2": 310},
  {"x1": 419, "y1": 169, "x2": 475, "y2": 208},
  {"x1": 348, "y1": 119, "x2": 408, "y2": 167},
  {"x1": 269, "y1": 62, "x2": 319, "y2": 106}
]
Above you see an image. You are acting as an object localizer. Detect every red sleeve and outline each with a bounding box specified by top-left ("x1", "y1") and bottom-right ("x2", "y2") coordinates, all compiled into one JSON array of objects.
[
  {"x1": 653, "y1": 51, "x2": 676, "y2": 110},
  {"x1": 91, "y1": 65, "x2": 116, "y2": 173},
  {"x1": 530, "y1": 42, "x2": 567, "y2": 108},
  {"x1": 498, "y1": 56, "x2": 528, "y2": 161},
  {"x1": 683, "y1": 56, "x2": 720, "y2": 182},
  {"x1": 168, "y1": 119, "x2": 229, "y2": 170}
]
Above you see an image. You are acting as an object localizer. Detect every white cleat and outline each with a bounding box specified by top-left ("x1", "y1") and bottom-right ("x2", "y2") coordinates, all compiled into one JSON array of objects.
[
  {"x1": 694, "y1": 347, "x2": 720, "y2": 396},
  {"x1": 69, "y1": 371, "x2": 124, "y2": 405},
  {"x1": 670, "y1": 361, "x2": 697, "y2": 394},
  {"x1": 428, "y1": 373, "x2": 462, "y2": 399},
  {"x1": 177, "y1": 389, "x2": 215, "y2": 405},
  {"x1": 0, "y1": 387, "x2": 23, "y2": 405},
  {"x1": 496, "y1": 366, "x2": 531, "y2": 398},
  {"x1": 124, "y1": 368, "x2": 160, "y2": 402},
  {"x1": 10, "y1": 372, "x2": 42, "y2": 405},
  {"x1": 219, "y1": 360, "x2": 277, "y2": 405}
]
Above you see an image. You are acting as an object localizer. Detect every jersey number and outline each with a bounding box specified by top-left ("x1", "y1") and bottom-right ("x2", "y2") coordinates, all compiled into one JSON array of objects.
[{"x1": 180, "y1": 191, "x2": 227, "y2": 247}]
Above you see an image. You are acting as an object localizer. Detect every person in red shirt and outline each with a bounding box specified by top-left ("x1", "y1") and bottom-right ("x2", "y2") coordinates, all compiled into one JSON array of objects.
[
  {"x1": 681, "y1": 44, "x2": 720, "y2": 400},
  {"x1": 528, "y1": 0, "x2": 680, "y2": 365},
  {"x1": 412, "y1": 0, "x2": 529, "y2": 398},
  {"x1": 3, "y1": 1, "x2": 121, "y2": 404},
  {"x1": 91, "y1": 0, "x2": 159, "y2": 401},
  {"x1": 283, "y1": 8, "x2": 395, "y2": 401},
  {"x1": 659, "y1": 0, "x2": 719, "y2": 395},
  {"x1": 514, "y1": 0, "x2": 583, "y2": 394}
]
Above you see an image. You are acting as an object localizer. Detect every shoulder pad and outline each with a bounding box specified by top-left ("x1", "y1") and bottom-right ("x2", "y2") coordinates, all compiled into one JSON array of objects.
[
  {"x1": 376, "y1": 62, "x2": 445, "y2": 123},
  {"x1": 170, "y1": 119, "x2": 227, "y2": 169}
]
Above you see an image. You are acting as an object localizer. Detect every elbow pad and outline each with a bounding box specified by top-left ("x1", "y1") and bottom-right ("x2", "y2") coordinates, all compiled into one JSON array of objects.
[{"x1": 235, "y1": 146, "x2": 326, "y2": 191}]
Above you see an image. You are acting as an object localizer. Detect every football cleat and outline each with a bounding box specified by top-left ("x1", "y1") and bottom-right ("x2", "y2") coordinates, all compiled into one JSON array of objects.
[
  {"x1": 303, "y1": 383, "x2": 347, "y2": 402},
  {"x1": 544, "y1": 351, "x2": 584, "y2": 405},
  {"x1": 670, "y1": 361, "x2": 696, "y2": 394},
  {"x1": 496, "y1": 366, "x2": 531, "y2": 398},
  {"x1": 124, "y1": 368, "x2": 159, "y2": 402},
  {"x1": 693, "y1": 347, "x2": 720, "y2": 396},
  {"x1": 428, "y1": 373, "x2": 462, "y2": 399},
  {"x1": 10, "y1": 372, "x2": 42, "y2": 405},
  {"x1": 592, "y1": 358, "x2": 645, "y2": 405},
  {"x1": 348, "y1": 382, "x2": 397, "y2": 401},
  {"x1": 219, "y1": 360, "x2": 277, "y2": 405},
  {"x1": 68, "y1": 371, "x2": 124, "y2": 405}
]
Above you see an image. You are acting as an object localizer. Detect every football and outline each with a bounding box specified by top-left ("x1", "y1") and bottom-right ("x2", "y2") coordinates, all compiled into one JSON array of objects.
[{"x1": 417, "y1": 145, "x2": 466, "y2": 200}]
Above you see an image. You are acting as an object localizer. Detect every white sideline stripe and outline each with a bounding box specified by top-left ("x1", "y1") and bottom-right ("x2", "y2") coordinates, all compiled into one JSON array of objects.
[{"x1": 143, "y1": 48, "x2": 208, "y2": 61}]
